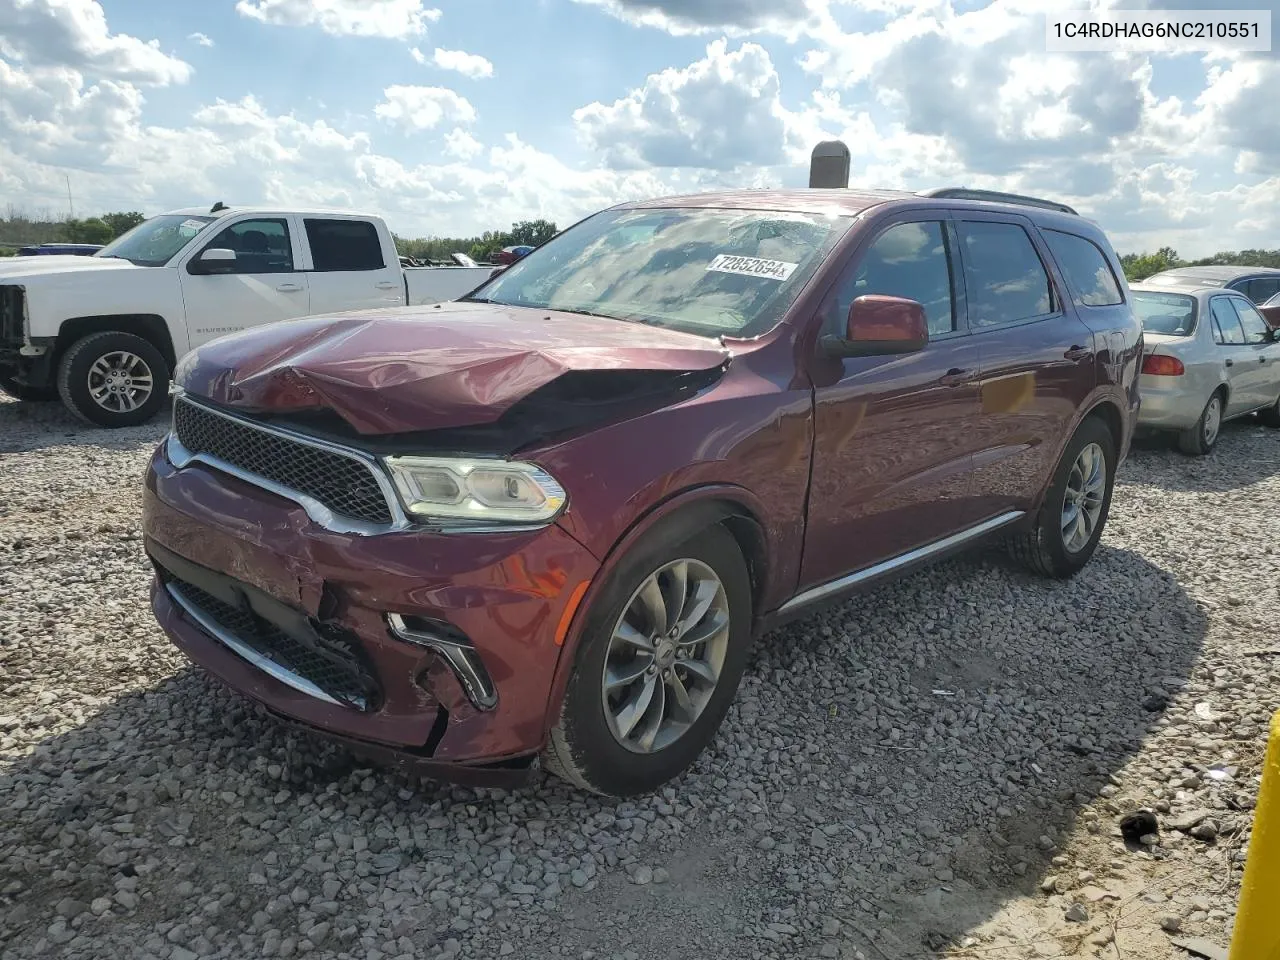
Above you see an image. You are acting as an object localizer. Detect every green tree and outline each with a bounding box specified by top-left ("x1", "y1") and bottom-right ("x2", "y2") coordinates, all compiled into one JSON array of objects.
[
  {"x1": 101, "y1": 211, "x2": 145, "y2": 238},
  {"x1": 62, "y1": 217, "x2": 114, "y2": 245},
  {"x1": 507, "y1": 219, "x2": 557, "y2": 248},
  {"x1": 1120, "y1": 246, "x2": 1181, "y2": 282}
]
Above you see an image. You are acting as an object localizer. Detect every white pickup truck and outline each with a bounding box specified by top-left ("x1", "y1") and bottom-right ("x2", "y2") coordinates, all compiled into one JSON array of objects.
[{"x1": 0, "y1": 204, "x2": 495, "y2": 427}]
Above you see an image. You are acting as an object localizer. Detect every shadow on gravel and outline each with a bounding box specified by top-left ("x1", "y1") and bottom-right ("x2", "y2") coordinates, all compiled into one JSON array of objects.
[
  {"x1": 1126, "y1": 419, "x2": 1280, "y2": 493},
  {"x1": 0, "y1": 545, "x2": 1207, "y2": 959},
  {"x1": 0, "y1": 396, "x2": 169, "y2": 455}
]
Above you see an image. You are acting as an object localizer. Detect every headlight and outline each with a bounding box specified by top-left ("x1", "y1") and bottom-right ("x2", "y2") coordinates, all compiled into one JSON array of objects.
[{"x1": 383, "y1": 456, "x2": 566, "y2": 525}]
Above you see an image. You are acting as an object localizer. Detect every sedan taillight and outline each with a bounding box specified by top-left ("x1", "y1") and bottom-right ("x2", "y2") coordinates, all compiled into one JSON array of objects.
[{"x1": 1141, "y1": 353, "x2": 1185, "y2": 376}]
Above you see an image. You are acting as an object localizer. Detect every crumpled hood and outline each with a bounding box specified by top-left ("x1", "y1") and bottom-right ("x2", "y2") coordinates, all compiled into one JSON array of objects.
[
  {"x1": 0, "y1": 255, "x2": 138, "y2": 280},
  {"x1": 178, "y1": 301, "x2": 731, "y2": 435}
]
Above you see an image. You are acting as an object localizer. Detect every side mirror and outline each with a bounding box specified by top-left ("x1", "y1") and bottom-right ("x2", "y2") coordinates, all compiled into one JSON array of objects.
[
  {"x1": 190, "y1": 248, "x2": 237, "y2": 274},
  {"x1": 822, "y1": 295, "x2": 929, "y2": 357}
]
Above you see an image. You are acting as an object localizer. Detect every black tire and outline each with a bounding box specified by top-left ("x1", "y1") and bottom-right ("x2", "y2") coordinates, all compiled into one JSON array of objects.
[
  {"x1": 545, "y1": 522, "x2": 752, "y2": 797},
  {"x1": 0, "y1": 375, "x2": 58, "y2": 402},
  {"x1": 1258, "y1": 392, "x2": 1280, "y2": 428},
  {"x1": 1177, "y1": 390, "x2": 1224, "y2": 456},
  {"x1": 56, "y1": 331, "x2": 170, "y2": 428},
  {"x1": 1008, "y1": 416, "x2": 1116, "y2": 579}
]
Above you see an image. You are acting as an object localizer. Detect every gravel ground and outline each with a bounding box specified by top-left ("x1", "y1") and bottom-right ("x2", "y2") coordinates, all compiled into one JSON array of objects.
[{"x1": 2, "y1": 393, "x2": 1277, "y2": 960}]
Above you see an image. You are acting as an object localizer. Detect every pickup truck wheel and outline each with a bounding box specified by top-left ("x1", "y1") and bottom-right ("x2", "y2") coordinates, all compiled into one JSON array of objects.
[
  {"x1": 1008, "y1": 416, "x2": 1115, "y2": 579},
  {"x1": 57, "y1": 332, "x2": 170, "y2": 428},
  {"x1": 545, "y1": 523, "x2": 752, "y2": 797},
  {"x1": 0, "y1": 376, "x2": 58, "y2": 402}
]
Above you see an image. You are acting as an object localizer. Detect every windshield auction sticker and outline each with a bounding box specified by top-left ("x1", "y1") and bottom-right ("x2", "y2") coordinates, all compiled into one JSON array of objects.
[{"x1": 706, "y1": 255, "x2": 799, "y2": 281}]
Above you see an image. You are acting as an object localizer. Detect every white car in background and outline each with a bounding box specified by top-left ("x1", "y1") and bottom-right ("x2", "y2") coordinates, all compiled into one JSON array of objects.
[
  {"x1": 1132, "y1": 281, "x2": 1280, "y2": 455},
  {"x1": 0, "y1": 205, "x2": 494, "y2": 427}
]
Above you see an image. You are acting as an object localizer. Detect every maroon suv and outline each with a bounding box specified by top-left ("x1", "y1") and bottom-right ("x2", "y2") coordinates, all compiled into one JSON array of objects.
[{"x1": 143, "y1": 187, "x2": 1141, "y2": 797}]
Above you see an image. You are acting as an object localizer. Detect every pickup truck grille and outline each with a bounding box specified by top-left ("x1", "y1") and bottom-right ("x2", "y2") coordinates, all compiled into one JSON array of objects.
[
  {"x1": 172, "y1": 396, "x2": 395, "y2": 525},
  {"x1": 0, "y1": 286, "x2": 24, "y2": 347}
]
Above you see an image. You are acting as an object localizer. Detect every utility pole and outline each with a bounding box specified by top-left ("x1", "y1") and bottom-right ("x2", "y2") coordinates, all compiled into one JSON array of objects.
[{"x1": 66, "y1": 174, "x2": 74, "y2": 219}]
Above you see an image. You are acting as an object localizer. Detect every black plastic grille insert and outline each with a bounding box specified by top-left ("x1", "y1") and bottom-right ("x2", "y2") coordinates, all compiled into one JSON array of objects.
[
  {"x1": 173, "y1": 398, "x2": 394, "y2": 525},
  {"x1": 167, "y1": 575, "x2": 380, "y2": 709}
]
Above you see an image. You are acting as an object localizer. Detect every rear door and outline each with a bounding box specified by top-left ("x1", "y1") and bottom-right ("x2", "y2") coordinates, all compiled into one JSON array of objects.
[
  {"x1": 958, "y1": 214, "x2": 1097, "y2": 519},
  {"x1": 1228, "y1": 296, "x2": 1280, "y2": 409},
  {"x1": 1207, "y1": 296, "x2": 1254, "y2": 414},
  {"x1": 300, "y1": 217, "x2": 406, "y2": 314}
]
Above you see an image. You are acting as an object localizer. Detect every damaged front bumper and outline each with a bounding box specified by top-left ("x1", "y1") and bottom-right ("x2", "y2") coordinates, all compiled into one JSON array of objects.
[{"x1": 143, "y1": 440, "x2": 599, "y2": 782}]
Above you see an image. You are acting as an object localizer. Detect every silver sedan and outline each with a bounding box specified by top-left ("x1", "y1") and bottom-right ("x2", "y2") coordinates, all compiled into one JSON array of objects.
[{"x1": 1132, "y1": 282, "x2": 1280, "y2": 455}]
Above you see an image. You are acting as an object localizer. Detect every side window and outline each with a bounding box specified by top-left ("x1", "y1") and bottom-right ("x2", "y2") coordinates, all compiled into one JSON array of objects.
[
  {"x1": 203, "y1": 218, "x2": 293, "y2": 274},
  {"x1": 1244, "y1": 278, "x2": 1280, "y2": 305},
  {"x1": 824, "y1": 221, "x2": 956, "y2": 337},
  {"x1": 304, "y1": 219, "x2": 386, "y2": 272},
  {"x1": 956, "y1": 221, "x2": 1055, "y2": 327},
  {"x1": 1210, "y1": 298, "x2": 1246, "y2": 345},
  {"x1": 1231, "y1": 298, "x2": 1273, "y2": 344},
  {"x1": 1043, "y1": 229, "x2": 1123, "y2": 306}
]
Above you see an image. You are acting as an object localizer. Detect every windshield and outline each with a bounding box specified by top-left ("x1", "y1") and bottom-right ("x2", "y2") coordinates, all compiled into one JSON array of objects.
[
  {"x1": 96, "y1": 214, "x2": 217, "y2": 267},
  {"x1": 468, "y1": 207, "x2": 854, "y2": 338},
  {"x1": 1133, "y1": 291, "x2": 1197, "y2": 336}
]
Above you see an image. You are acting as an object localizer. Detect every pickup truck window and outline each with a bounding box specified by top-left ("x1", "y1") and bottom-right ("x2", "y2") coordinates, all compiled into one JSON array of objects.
[
  {"x1": 472, "y1": 207, "x2": 853, "y2": 338},
  {"x1": 203, "y1": 218, "x2": 294, "y2": 274},
  {"x1": 304, "y1": 218, "x2": 386, "y2": 271},
  {"x1": 96, "y1": 214, "x2": 216, "y2": 267}
]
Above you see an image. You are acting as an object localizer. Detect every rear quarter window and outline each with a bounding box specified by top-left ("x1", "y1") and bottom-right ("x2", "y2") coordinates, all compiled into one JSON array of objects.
[
  {"x1": 1043, "y1": 229, "x2": 1124, "y2": 306},
  {"x1": 304, "y1": 219, "x2": 386, "y2": 272}
]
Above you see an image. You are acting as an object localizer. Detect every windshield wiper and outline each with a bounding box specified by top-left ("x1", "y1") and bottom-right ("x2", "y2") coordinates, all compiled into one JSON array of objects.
[{"x1": 550, "y1": 306, "x2": 637, "y2": 324}]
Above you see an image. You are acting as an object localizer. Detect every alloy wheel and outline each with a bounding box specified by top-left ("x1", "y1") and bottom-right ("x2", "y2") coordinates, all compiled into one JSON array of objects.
[
  {"x1": 601, "y1": 558, "x2": 730, "y2": 754},
  {"x1": 87, "y1": 350, "x2": 154, "y2": 413},
  {"x1": 1061, "y1": 441, "x2": 1107, "y2": 554}
]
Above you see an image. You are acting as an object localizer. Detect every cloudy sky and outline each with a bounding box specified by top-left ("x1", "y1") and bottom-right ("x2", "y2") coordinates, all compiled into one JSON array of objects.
[{"x1": 0, "y1": 0, "x2": 1276, "y2": 256}]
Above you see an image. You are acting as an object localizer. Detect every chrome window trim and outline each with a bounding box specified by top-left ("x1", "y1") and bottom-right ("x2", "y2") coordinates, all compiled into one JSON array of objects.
[
  {"x1": 779, "y1": 510, "x2": 1024, "y2": 614},
  {"x1": 167, "y1": 391, "x2": 554, "y2": 536}
]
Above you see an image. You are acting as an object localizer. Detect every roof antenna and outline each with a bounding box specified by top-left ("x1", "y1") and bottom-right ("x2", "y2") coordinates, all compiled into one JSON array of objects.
[{"x1": 210, "y1": 201, "x2": 228, "y2": 213}]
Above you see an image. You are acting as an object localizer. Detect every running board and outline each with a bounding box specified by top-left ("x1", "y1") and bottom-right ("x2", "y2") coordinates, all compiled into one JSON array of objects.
[{"x1": 778, "y1": 510, "x2": 1025, "y2": 615}]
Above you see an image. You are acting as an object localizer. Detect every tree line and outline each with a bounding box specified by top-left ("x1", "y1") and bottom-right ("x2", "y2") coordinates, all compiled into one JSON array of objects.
[
  {"x1": 0, "y1": 208, "x2": 559, "y2": 263},
  {"x1": 1, "y1": 207, "x2": 1276, "y2": 278}
]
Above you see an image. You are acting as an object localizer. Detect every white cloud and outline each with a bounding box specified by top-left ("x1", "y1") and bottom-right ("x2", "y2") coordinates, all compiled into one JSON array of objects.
[
  {"x1": 374, "y1": 85, "x2": 476, "y2": 131},
  {"x1": 444, "y1": 127, "x2": 483, "y2": 159},
  {"x1": 0, "y1": 0, "x2": 190, "y2": 86},
  {"x1": 570, "y1": 0, "x2": 825, "y2": 37},
  {"x1": 187, "y1": 32, "x2": 215, "y2": 48},
  {"x1": 431, "y1": 48, "x2": 494, "y2": 79},
  {"x1": 574, "y1": 38, "x2": 804, "y2": 170},
  {"x1": 408, "y1": 45, "x2": 426, "y2": 64},
  {"x1": 235, "y1": 0, "x2": 442, "y2": 39}
]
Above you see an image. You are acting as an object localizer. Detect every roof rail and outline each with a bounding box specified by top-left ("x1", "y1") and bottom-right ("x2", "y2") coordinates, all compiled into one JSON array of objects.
[{"x1": 916, "y1": 187, "x2": 1078, "y2": 216}]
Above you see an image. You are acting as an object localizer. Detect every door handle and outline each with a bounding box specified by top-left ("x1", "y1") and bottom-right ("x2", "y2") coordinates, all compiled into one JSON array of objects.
[
  {"x1": 1261, "y1": 356, "x2": 1269, "y2": 364},
  {"x1": 275, "y1": 282, "x2": 302, "y2": 292},
  {"x1": 375, "y1": 281, "x2": 399, "y2": 290},
  {"x1": 1225, "y1": 359, "x2": 1234, "y2": 367},
  {"x1": 1064, "y1": 345, "x2": 1092, "y2": 361},
  {"x1": 939, "y1": 368, "x2": 973, "y2": 386}
]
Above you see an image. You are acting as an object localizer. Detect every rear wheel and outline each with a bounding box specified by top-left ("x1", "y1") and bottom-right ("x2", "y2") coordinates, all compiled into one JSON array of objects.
[
  {"x1": 545, "y1": 522, "x2": 752, "y2": 797},
  {"x1": 1258, "y1": 392, "x2": 1280, "y2": 428},
  {"x1": 1177, "y1": 390, "x2": 1223, "y2": 455},
  {"x1": 0, "y1": 375, "x2": 57, "y2": 402},
  {"x1": 57, "y1": 331, "x2": 170, "y2": 428},
  {"x1": 1009, "y1": 416, "x2": 1116, "y2": 579}
]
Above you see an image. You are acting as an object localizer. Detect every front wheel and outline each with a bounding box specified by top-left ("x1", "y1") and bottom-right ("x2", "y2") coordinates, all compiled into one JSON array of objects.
[
  {"x1": 57, "y1": 331, "x2": 170, "y2": 428},
  {"x1": 545, "y1": 523, "x2": 752, "y2": 797},
  {"x1": 1009, "y1": 416, "x2": 1116, "y2": 579}
]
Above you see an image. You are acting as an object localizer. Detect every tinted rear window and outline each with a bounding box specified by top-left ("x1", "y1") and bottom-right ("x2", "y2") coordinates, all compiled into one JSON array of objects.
[
  {"x1": 1131, "y1": 291, "x2": 1196, "y2": 336},
  {"x1": 1043, "y1": 229, "x2": 1123, "y2": 306},
  {"x1": 305, "y1": 219, "x2": 385, "y2": 272}
]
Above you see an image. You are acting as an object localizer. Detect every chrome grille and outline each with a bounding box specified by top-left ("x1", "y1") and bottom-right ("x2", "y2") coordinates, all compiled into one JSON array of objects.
[{"x1": 172, "y1": 397, "x2": 394, "y2": 525}]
